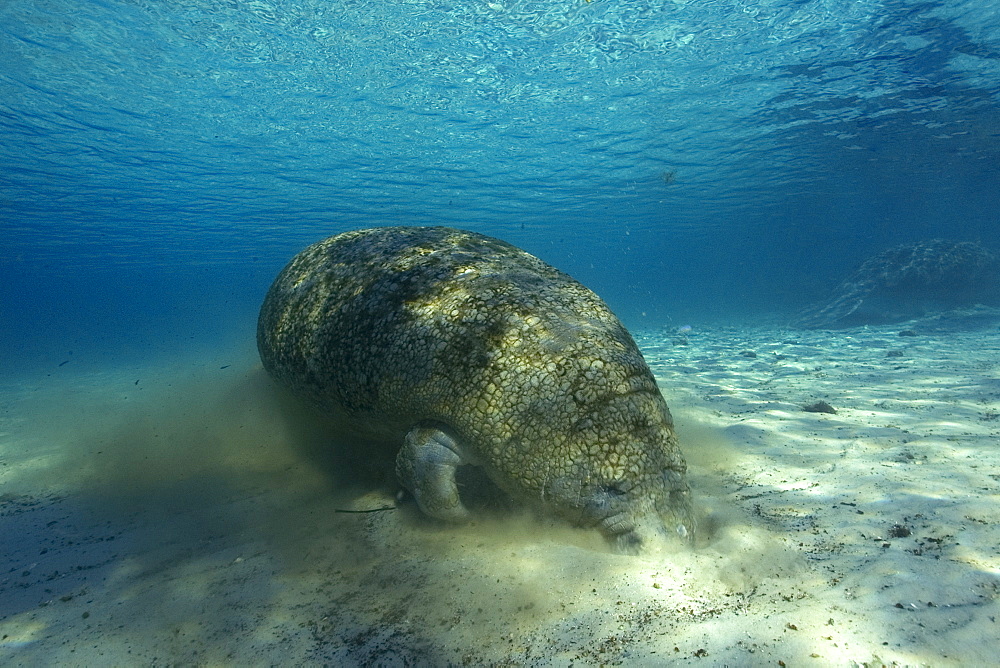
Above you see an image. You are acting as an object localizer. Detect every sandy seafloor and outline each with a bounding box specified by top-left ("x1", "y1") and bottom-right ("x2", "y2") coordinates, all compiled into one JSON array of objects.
[{"x1": 2, "y1": 310, "x2": 999, "y2": 666}]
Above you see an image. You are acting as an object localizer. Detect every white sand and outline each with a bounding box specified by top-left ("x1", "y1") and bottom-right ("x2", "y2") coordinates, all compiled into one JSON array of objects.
[{"x1": 2, "y1": 317, "x2": 999, "y2": 666}]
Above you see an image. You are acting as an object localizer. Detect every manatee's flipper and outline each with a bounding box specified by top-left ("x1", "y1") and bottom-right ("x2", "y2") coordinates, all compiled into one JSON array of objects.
[{"x1": 396, "y1": 426, "x2": 471, "y2": 522}]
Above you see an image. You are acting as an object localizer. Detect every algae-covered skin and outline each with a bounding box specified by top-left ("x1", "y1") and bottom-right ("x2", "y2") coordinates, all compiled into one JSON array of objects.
[{"x1": 257, "y1": 226, "x2": 694, "y2": 551}]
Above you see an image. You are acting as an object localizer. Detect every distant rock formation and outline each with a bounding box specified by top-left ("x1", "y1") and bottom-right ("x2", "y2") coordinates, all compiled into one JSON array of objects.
[{"x1": 792, "y1": 239, "x2": 1000, "y2": 329}]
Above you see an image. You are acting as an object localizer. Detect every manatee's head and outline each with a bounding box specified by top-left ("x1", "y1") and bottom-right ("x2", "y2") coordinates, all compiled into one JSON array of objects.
[
  {"x1": 583, "y1": 466, "x2": 695, "y2": 554},
  {"x1": 529, "y1": 383, "x2": 696, "y2": 554},
  {"x1": 451, "y1": 283, "x2": 695, "y2": 553}
]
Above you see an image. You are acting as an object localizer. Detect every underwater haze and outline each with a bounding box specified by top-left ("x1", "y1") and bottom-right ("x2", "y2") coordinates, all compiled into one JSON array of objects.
[
  {"x1": 2, "y1": 0, "x2": 1000, "y2": 665},
  {"x1": 3, "y1": 0, "x2": 999, "y2": 369}
]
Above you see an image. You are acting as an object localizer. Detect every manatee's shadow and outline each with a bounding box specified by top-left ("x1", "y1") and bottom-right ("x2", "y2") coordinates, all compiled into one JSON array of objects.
[
  {"x1": 0, "y1": 363, "x2": 479, "y2": 663},
  {"x1": 273, "y1": 383, "x2": 515, "y2": 519},
  {"x1": 267, "y1": 381, "x2": 398, "y2": 497}
]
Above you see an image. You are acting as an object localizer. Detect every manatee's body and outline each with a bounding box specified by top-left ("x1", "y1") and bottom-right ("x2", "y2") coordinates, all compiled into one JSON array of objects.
[
  {"x1": 257, "y1": 226, "x2": 693, "y2": 550},
  {"x1": 793, "y1": 240, "x2": 1000, "y2": 329}
]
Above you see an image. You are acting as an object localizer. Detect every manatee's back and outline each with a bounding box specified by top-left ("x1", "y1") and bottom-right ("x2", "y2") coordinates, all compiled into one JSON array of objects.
[{"x1": 256, "y1": 226, "x2": 621, "y2": 445}]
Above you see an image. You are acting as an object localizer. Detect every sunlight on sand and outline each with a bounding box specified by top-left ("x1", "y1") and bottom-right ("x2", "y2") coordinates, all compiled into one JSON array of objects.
[{"x1": 1, "y1": 322, "x2": 998, "y2": 665}]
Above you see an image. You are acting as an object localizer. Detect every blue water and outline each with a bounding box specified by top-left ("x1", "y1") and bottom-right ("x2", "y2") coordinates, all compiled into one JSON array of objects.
[
  {"x1": 2, "y1": 3, "x2": 1000, "y2": 663},
  {"x1": 2, "y1": 0, "x2": 999, "y2": 371}
]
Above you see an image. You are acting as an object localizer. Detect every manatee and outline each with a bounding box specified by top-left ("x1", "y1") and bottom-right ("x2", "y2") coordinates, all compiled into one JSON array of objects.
[
  {"x1": 793, "y1": 239, "x2": 1000, "y2": 329},
  {"x1": 257, "y1": 226, "x2": 694, "y2": 551}
]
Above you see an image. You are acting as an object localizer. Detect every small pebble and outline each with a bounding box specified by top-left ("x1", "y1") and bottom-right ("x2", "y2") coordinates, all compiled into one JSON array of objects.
[{"x1": 888, "y1": 524, "x2": 911, "y2": 538}]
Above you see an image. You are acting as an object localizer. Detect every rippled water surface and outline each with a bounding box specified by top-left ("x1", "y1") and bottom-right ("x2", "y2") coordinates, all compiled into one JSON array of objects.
[{"x1": 4, "y1": 1, "x2": 998, "y2": 324}]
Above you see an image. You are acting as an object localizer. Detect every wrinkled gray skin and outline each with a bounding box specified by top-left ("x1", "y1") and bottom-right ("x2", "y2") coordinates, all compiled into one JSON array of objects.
[{"x1": 257, "y1": 226, "x2": 694, "y2": 552}]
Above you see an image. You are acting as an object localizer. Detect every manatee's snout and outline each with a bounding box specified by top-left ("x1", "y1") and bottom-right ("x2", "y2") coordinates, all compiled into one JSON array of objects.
[
  {"x1": 608, "y1": 507, "x2": 695, "y2": 554},
  {"x1": 658, "y1": 470, "x2": 697, "y2": 544},
  {"x1": 579, "y1": 470, "x2": 695, "y2": 554}
]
